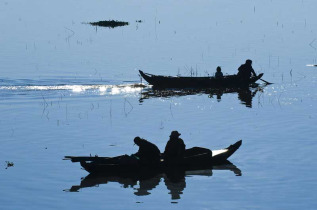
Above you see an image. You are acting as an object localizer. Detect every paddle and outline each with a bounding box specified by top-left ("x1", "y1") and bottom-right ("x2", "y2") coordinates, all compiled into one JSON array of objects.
[{"x1": 259, "y1": 78, "x2": 273, "y2": 85}]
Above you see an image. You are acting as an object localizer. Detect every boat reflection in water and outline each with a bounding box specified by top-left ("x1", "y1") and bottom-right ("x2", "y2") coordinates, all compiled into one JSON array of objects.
[
  {"x1": 139, "y1": 86, "x2": 265, "y2": 108},
  {"x1": 66, "y1": 161, "x2": 241, "y2": 201}
]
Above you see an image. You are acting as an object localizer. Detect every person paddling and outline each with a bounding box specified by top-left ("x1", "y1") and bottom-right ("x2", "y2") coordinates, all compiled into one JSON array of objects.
[{"x1": 237, "y1": 59, "x2": 257, "y2": 79}]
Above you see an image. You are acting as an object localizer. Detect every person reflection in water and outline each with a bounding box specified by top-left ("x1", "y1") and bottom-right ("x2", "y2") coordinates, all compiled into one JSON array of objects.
[
  {"x1": 164, "y1": 168, "x2": 186, "y2": 200},
  {"x1": 133, "y1": 137, "x2": 161, "y2": 165},
  {"x1": 238, "y1": 84, "x2": 261, "y2": 108},
  {"x1": 215, "y1": 66, "x2": 223, "y2": 78},
  {"x1": 238, "y1": 89, "x2": 256, "y2": 108},
  {"x1": 134, "y1": 170, "x2": 186, "y2": 199},
  {"x1": 134, "y1": 175, "x2": 161, "y2": 196},
  {"x1": 164, "y1": 131, "x2": 186, "y2": 162},
  {"x1": 237, "y1": 59, "x2": 257, "y2": 79}
]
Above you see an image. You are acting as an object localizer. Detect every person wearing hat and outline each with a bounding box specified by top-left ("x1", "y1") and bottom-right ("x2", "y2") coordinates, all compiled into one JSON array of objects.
[
  {"x1": 163, "y1": 131, "x2": 186, "y2": 162},
  {"x1": 237, "y1": 59, "x2": 257, "y2": 79},
  {"x1": 133, "y1": 136, "x2": 161, "y2": 165}
]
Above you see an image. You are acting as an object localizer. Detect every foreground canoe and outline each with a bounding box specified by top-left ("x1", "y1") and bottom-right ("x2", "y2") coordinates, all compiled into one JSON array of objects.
[
  {"x1": 139, "y1": 70, "x2": 263, "y2": 88},
  {"x1": 65, "y1": 140, "x2": 242, "y2": 174}
]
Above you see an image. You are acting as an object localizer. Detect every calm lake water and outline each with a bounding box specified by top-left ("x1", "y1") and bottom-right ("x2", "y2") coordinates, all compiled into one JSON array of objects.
[{"x1": 1, "y1": 0, "x2": 317, "y2": 209}]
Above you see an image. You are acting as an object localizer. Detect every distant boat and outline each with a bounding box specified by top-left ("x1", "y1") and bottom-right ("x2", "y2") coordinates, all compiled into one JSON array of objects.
[
  {"x1": 139, "y1": 70, "x2": 263, "y2": 88},
  {"x1": 64, "y1": 140, "x2": 242, "y2": 174}
]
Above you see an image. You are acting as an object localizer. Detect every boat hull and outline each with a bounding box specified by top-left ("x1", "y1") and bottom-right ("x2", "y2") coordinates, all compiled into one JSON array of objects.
[
  {"x1": 65, "y1": 140, "x2": 242, "y2": 174},
  {"x1": 139, "y1": 70, "x2": 263, "y2": 88}
]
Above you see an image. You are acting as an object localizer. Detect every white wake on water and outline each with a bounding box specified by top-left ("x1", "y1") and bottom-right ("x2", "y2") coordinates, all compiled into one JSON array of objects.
[{"x1": 0, "y1": 83, "x2": 147, "y2": 95}]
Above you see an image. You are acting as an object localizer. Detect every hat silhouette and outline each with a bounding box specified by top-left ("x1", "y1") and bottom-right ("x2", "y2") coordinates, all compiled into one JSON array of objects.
[{"x1": 170, "y1": 131, "x2": 181, "y2": 137}]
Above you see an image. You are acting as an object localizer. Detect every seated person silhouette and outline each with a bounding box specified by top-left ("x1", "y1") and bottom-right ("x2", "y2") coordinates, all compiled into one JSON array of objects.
[
  {"x1": 163, "y1": 131, "x2": 186, "y2": 163},
  {"x1": 237, "y1": 59, "x2": 257, "y2": 79},
  {"x1": 215, "y1": 66, "x2": 223, "y2": 78},
  {"x1": 133, "y1": 137, "x2": 161, "y2": 165}
]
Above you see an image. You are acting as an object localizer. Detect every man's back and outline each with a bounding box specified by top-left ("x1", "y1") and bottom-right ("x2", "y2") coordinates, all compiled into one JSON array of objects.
[
  {"x1": 138, "y1": 140, "x2": 160, "y2": 157},
  {"x1": 215, "y1": 71, "x2": 223, "y2": 78},
  {"x1": 164, "y1": 138, "x2": 186, "y2": 159},
  {"x1": 238, "y1": 60, "x2": 256, "y2": 78},
  {"x1": 134, "y1": 137, "x2": 161, "y2": 164}
]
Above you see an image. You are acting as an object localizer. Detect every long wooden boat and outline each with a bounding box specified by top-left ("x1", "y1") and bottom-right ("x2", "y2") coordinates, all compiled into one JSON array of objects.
[
  {"x1": 64, "y1": 140, "x2": 242, "y2": 174},
  {"x1": 139, "y1": 70, "x2": 263, "y2": 88}
]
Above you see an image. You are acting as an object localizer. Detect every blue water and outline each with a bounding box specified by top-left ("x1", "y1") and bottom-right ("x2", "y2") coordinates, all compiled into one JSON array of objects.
[{"x1": 1, "y1": 0, "x2": 317, "y2": 209}]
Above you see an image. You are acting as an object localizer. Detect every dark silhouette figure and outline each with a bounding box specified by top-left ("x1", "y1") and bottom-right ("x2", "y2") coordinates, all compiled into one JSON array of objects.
[
  {"x1": 237, "y1": 59, "x2": 257, "y2": 79},
  {"x1": 215, "y1": 66, "x2": 223, "y2": 78},
  {"x1": 164, "y1": 131, "x2": 186, "y2": 162},
  {"x1": 134, "y1": 137, "x2": 161, "y2": 165}
]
